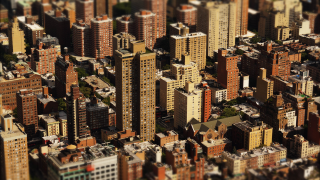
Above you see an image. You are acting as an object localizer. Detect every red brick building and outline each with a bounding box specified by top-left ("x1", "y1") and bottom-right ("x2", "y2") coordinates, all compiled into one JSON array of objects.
[
  {"x1": 201, "y1": 138, "x2": 232, "y2": 158},
  {"x1": 37, "y1": 86, "x2": 58, "y2": 114},
  {"x1": 31, "y1": 36, "x2": 60, "y2": 74},
  {"x1": 134, "y1": 10, "x2": 157, "y2": 50},
  {"x1": 303, "y1": 12, "x2": 320, "y2": 33},
  {"x1": 176, "y1": 4, "x2": 197, "y2": 32},
  {"x1": 217, "y1": 48, "x2": 239, "y2": 100},
  {"x1": 200, "y1": 82, "x2": 212, "y2": 122},
  {"x1": 308, "y1": 112, "x2": 320, "y2": 145},
  {"x1": 155, "y1": 130, "x2": 179, "y2": 146},
  {"x1": 0, "y1": 72, "x2": 42, "y2": 110},
  {"x1": 17, "y1": 89, "x2": 39, "y2": 138},
  {"x1": 145, "y1": 0, "x2": 166, "y2": 39},
  {"x1": 187, "y1": 138, "x2": 205, "y2": 180},
  {"x1": 72, "y1": 19, "x2": 90, "y2": 57},
  {"x1": 76, "y1": 0, "x2": 94, "y2": 26},
  {"x1": 91, "y1": 15, "x2": 113, "y2": 59},
  {"x1": 116, "y1": 15, "x2": 134, "y2": 35},
  {"x1": 55, "y1": 54, "x2": 78, "y2": 98},
  {"x1": 260, "y1": 42, "x2": 291, "y2": 81}
]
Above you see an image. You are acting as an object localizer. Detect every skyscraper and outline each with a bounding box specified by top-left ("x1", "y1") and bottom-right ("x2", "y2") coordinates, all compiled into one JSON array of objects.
[
  {"x1": 8, "y1": 16, "x2": 25, "y2": 54},
  {"x1": 170, "y1": 28, "x2": 207, "y2": 70},
  {"x1": 91, "y1": 15, "x2": 113, "y2": 59},
  {"x1": 16, "y1": 89, "x2": 38, "y2": 138},
  {"x1": 72, "y1": 19, "x2": 90, "y2": 57},
  {"x1": 76, "y1": 0, "x2": 94, "y2": 26},
  {"x1": 66, "y1": 85, "x2": 88, "y2": 144},
  {"x1": 145, "y1": 0, "x2": 166, "y2": 38},
  {"x1": 176, "y1": 4, "x2": 197, "y2": 32},
  {"x1": 231, "y1": 0, "x2": 249, "y2": 36},
  {"x1": 0, "y1": 114, "x2": 29, "y2": 180},
  {"x1": 55, "y1": 52, "x2": 78, "y2": 98},
  {"x1": 116, "y1": 15, "x2": 134, "y2": 34},
  {"x1": 217, "y1": 49, "x2": 239, "y2": 100},
  {"x1": 134, "y1": 10, "x2": 157, "y2": 50},
  {"x1": 115, "y1": 40, "x2": 156, "y2": 141},
  {"x1": 196, "y1": 1, "x2": 236, "y2": 57}
]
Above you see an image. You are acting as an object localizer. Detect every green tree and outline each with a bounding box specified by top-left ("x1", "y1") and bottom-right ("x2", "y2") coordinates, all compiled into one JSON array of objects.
[
  {"x1": 219, "y1": 107, "x2": 238, "y2": 118},
  {"x1": 162, "y1": 64, "x2": 170, "y2": 70},
  {"x1": 80, "y1": 86, "x2": 92, "y2": 98},
  {"x1": 12, "y1": 107, "x2": 18, "y2": 118},
  {"x1": 275, "y1": 40, "x2": 283, "y2": 45},
  {"x1": 69, "y1": 55, "x2": 76, "y2": 63},
  {"x1": 232, "y1": 146, "x2": 237, "y2": 154},
  {"x1": 156, "y1": 124, "x2": 166, "y2": 133},
  {"x1": 250, "y1": 36, "x2": 261, "y2": 43},
  {"x1": 301, "y1": 52, "x2": 308, "y2": 62},
  {"x1": 3, "y1": 54, "x2": 18, "y2": 66},
  {"x1": 75, "y1": 68, "x2": 89, "y2": 79},
  {"x1": 101, "y1": 76, "x2": 113, "y2": 86},
  {"x1": 235, "y1": 49, "x2": 244, "y2": 55},
  {"x1": 57, "y1": 98, "x2": 66, "y2": 111},
  {"x1": 113, "y1": 2, "x2": 131, "y2": 17},
  {"x1": 102, "y1": 96, "x2": 111, "y2": 105}
]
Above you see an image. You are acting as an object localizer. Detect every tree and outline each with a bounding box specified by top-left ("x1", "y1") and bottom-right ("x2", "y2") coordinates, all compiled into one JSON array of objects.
[
  {"x1": 235, "y1": 49, "x2": 244, "y2": 55},
  {"x1": 250, "y1": 36, "x2": 261, "y2": 43},
  {"x1": 75, "y1": 68, "x2": 89, "y2": 79},
  {"x1": 219, "y1": 107, "x2": 238, "y2": 118},
  {"x1": 102, "y1": 96, "x2": 110, "y2": 105},
  {"x1": 69, "y1": 55, "x2": 76, "y2": 63},
  {"x1": 57, "y1": 98, "x2": 66, "y2": 111},
  {"x1": 102, "y1": 76, "x2": 113, "y2": 86},
  {"x1": 232, "y1": 146, "x2": 237, "y2": 154},
  {"x1": 162, "y1": 64, "x2": 170, "y2": 70},
  {"x1": 12, "y1": 108, "x2": 18, "y2": 118},
  {"x1": 275, "y1": 40, "x2": 283, "y2": 45},
  {"x1": 80, "y1": 86, "x2": 92, "y2": 98},
  {"x1": 301, "y1": 52, "x2": 308, "y2": 62},
  {"x1": 113, "y1": 2, "x2": 131, "y2": 17},
  {"x1": 156, "y1": 124, "x2": 166, "y2": 133}
]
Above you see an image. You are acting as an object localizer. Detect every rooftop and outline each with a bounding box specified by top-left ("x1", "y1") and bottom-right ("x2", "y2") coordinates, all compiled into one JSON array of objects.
[
  {"x1": 201, "y1": 138, "x2": 232, "y2": 147},
  {"x1": 37, "y1": 93, "x2": 56, "y2": 104},
  {"x1": 17, "y1": 16, "x2": 43, "y2": 30},
  {"x1": 84, "y1": 75, "x2": 110, "y2": 89}
]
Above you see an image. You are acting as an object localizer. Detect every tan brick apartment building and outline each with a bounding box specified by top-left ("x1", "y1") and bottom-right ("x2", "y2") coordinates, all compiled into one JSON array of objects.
[
  {"x1": 17, "y1": 89, "x2": 39, "y2": 138},
  {"x1": 8, "y1": 17, "x2": 25, "y2": 54},
  {"x1": 176, "y1": 4, "x2": 197, "y2": 32},
  {"x1": 170, "y1": 29, "x2": 207, "y2": 70},
  {"x1": 217, "y1": 49, "x2": 240, "y2": 100},
  {"x1": 72, "y1": 19, "x2": 90, "y2": 57},
  {"x1": 134, "y1": 10, "x2": 157, "y2": 50},
  {"x1": 0, "y1": 72, "x2": 42, "y2": 110},
  {"x1": 76, "y1": 0, "x2": 94, "y2": 26},
  {"x1": 115, "y1": 41, "x2": 156, "y2": 141},
  {"x1": 112, "y1": 32, "x2": 136, "y2": 55},
  {"x1": 17, "y1": 16, "x2": 44, "y2": 46},
  {"x1": 91, "y1": 15, "x2": 113, "y2": 59},
  {"x1": 233, "y1": 0, "x2": 249, "y2": 36},
  {"x1": 0, "y1": 114, "x2": 29, "y2": 180}
]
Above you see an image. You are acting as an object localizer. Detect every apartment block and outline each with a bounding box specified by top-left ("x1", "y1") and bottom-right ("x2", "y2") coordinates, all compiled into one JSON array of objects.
[
  {"x1": 291, "y1": 19, "x2": 311, "y2": 39},
  {"x1": 261, "y1": 93, "x2": 297, "y2": 141},
  {"x1": 299, "y1": 34, "x2": 320, "y2": 46},
  {"x1": 0, "y1": 72, "x2": 42, "y2": 110},
  {"x1": 308, "y1": 112, "x2": 320, "y2": 145},
  {"x1": 303, "y1": 12, "x2": 320, "y2": 33},
  {"x1": 174, "y1": 82, "x2": 203, "y2": 129},
  {"x1": 34, "y1": 0, "x2": 52, "y2": 27},
  {"x1": 17, "y1": 1, "x2": 32, "y2": 16},
  {"x1": 72, "y1": 19, "x2": 90, "y2": 57},
  {"x1": 201, "y1": 138, "x2": 232, "y2": 158},
  {"x1": 39, "y1": 114, "x2": 60, "y2": 136},
  {"x1": 170, "y1": 22, "x2": 188, "y2": 36},
  {"x1": 159, "y1": 55, "x2": 202, "y2": 111},
  {"x1": 196, "y1": 1, "x2": 236, "y2": 57},
  {"x1": 87, "y1": 96, "x2": 114, "y2": 129},
  {"x1": 200, "y1": 82, "x2": 212, "y2": 122},
  {"x1": 145, "y1": 0, "x2": 166, "y2": 39},
  {"x1": 233, "y1": 0, "x2": 249, "y2": 36},
  {"x1": 76, "y1": 0, "x2": 94, "y2": 26},
  {"x1": 241, "y1": 51, "x2": 261, "y2": 81},
  {"x1": 288, "y1": 70, "x2": 313, "y2": 97},
  {"x1": 0, "y1": 114, "x2": 29, "y2": 180},
  {"x1": 8, "y1": 16, "x2": 25, "y2": 54},
  {"x1": 45, "y1": 10, "x2": 71, "y2": 50},
  {"x1": 91, "y1": 15, "x2": 113, "y2": 59},
  {"x1": 282, "y1": 93, "x2": 307, "y2": 127},
  {"x1": 134, "y1": 10, "x2": 157, "y2": 50},
  {"x1": 170, "y1": 30, "x2": 207, "y2": 70},
  {"x1": 16, "y1": 89, "x2": 38, "y2": 138},
  {"x1": 155, "y1": 130, "x2": 179, "y2": 147},
  {"x1": 31, "y1": 35, "x2": 60, "y2": 74},
  {"x1": 176, "y1": 4, "x2": 197, "y2": 32},
  {"x1": 118, "y1": 148, "x2": 143, "y2": 180},
  {"x1": 222, "y1": 144, "x2": 287, "y2": 175},
  {"x1": 293, "y1": 134, "x2": 320, "y2": 158},
  {"x1": 36, "y1": 86, "x2": 58, "y2": 114},
  {"x1": 115, "y1": 41, "x2": 156, "y2": 141},
  {"x1": 211, "y1": 86, "x2": 228, "y2": 104},
  {"x1": 59, "y1": 1, "x2": 76, "y2": 28},
  {"x1": 47, "y1": 144, "x2": 118, "y2": 180},
  {"x1": 217, "y1": 49, "x2": 240, "y2": 100},
  {"x1": 58, "y1": 111, "x2": 68, "y2": 137},
  {"x1": 254, "y1": 68, "x2": 274, "y2": 102},
  {"x1": 232, "y1": 121, "x2": 273, "y2": 150},
  {"x1": 112, "y1": 32, "x2": 136, "y2": 55},
  {"x1": 116, "y1": 15, "x2": 134, "y2": 34},
  {"x1": 260, "y1": 42, "x2": 291, "y2": 81},
  {"x1": 17, "y1": 16, "x2": 44, "y2": 46},
  {"x1": 55, "y1": 53, "x2": 78, "y2": 98},
  {"x1": 66, "y1": 85, "x2": 89, "y2": 144}
]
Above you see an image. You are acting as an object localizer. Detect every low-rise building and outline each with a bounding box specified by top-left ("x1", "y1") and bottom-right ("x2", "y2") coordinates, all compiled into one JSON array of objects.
[
  {"x1": 124, "y1": 141, "x2": 162, "y2": 163},
  {"x1": 232, "y1": 103, "x2": 260, "y2": 122},
  {"x1": 118, "y1": 146, "x2": 143, "y2": 180},
  {"x1": 222, "y1": 144, "x2": 287, "y2": 175},
  {"x1": 57, "y1": 111, "x2": 67, "y2": 137},
  {"x1": 37, "y1": 86, "x2": 58, "y2": 114},
  {"x1": 155, "y1": 130, "x2": 179, "y2": 147},
  {"x1": 41, "y1": 73, "x2": 55, "y2": 87},
  {"x1": 299, "y1": 34, "x2": 320, "y2": 46},
  {"x1": 83, "y1": 75, "x2": 110, "y2": 91},
  {"x1": 201, "y1": 138, "x2": 232, "y2": 158},
  {"x1": 39, "y1": 114, "x2": 60, "y2": 137},
  {"x1": 293, "y1": 134, "x2": 320, "y2": 158},
  {"x1": 86, "y1": 96, "x2": 113, "y2": 129}
]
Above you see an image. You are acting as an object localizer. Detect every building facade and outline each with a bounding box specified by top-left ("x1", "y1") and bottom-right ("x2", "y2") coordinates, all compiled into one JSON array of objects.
[
  {"x1": 8, "y1": 16, "x2": 25, "y2": 54},
  {"x1": 72, "y1": 19, "x2": 90, "y2": 57},
  {"x1": 134, "y1": 10, "x2": 157, "y2": 50},
  {"x1": 75, "y1": 0, "x2": 94, "y2": 26},
  {"x1": 176, "y1": 4, "x2": 197, "y2": 32},
  {"x1": 254, "y1": 68, "x2": 274, "y2": 102},
  {"x1": 116, "y1": 15, "x2": 134, "y2": 35}
]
